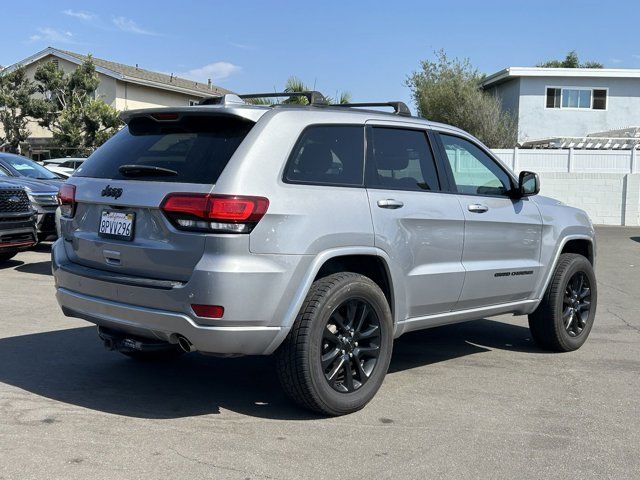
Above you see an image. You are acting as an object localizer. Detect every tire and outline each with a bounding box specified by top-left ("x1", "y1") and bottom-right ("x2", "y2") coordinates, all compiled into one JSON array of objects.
[
  {"x1": 0, "y1": 250, "x2": 18, "y2": 263},
  {"x1": 529, "y1": 253, "x2": 597, "y2": 352},
  {"x1": 276, "y1": 272, "x2": 393, "y2": 416},
  {"x1": 119, "y1": 347, "x2": 184, "y2": 362}
]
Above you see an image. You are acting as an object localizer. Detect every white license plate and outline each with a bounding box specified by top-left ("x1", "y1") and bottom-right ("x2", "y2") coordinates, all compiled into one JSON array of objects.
[{"x1": 99, "y1": 211, "x2": 135, "y2": 241}]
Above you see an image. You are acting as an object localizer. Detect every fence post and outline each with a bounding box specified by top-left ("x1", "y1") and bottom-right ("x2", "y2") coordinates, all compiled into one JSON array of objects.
[
  {"x1": 568, "y1": 148, "x2": 574, "y2": 173},
  {"x1": 513, "y1": 147, "x2": 519, "y2": 172},
  {"x1": 631, "y1": 147, "x2": 637, "y2": 174}
]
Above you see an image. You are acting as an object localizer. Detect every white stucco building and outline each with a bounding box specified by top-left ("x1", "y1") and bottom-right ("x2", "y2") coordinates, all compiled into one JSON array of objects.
[{"x1": 482, "y1": 67, "x2": 640, "y2": 145}]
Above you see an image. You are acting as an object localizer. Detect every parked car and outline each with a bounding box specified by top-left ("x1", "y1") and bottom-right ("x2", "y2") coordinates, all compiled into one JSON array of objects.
[
  {"x1": 43, "y1": 157, "x2": 85, "y2": 178},
  {"x1": 0, "y1": 182, "x2": 37, "y2": 262},
  {"x1": 52, "y1": 92, "x2": 597, "y2": 416},
  {"x1": 0, "y1": 153, "x2": 62, "y2": 241}
]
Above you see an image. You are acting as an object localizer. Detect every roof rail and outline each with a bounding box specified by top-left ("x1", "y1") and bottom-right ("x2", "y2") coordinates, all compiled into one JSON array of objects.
[
  {"x1": 330, "y1": 101, "x2": 411, "y2": 116},
  {"x1": 239, "y1": 91, "x2": 328, "y2": 105},
  {"x1": 199, "y1": 91, "x2": 327, "y2": 106}
]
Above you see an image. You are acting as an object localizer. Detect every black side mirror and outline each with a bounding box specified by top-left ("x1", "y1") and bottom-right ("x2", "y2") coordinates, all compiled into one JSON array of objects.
[{"x1": 517, "y1": 171, "x2": 540, "y2": 197}]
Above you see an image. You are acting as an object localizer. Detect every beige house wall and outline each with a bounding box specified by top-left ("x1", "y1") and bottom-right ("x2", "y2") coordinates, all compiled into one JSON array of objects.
[{"x1": 114, "y1": 81, "x2": 201, "y2": 111}]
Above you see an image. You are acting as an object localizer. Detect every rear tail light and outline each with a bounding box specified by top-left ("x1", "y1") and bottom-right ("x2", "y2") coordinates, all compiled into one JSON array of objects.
[
  {"x1": 160, "y1": 193, "x2": 269, "y2": 233},
  {"x1": 58, "y1": 184, "x2": 76, "y2": 218}
]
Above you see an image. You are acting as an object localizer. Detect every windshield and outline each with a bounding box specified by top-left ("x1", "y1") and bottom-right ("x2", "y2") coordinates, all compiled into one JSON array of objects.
[
  {"x1": 75, "y1": 115, "x2": 254, "y2": 183},
  {"x1": 3, "y1": 155, "x2": 59, "y2": 180}
]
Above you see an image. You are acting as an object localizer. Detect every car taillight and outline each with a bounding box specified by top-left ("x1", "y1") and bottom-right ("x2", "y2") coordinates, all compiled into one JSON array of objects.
[
  {"x1": 160, "y1": 193, "x2": 269, "y2": 233},
  {"x1": 58, "y1": 184, "x2": 76, "y2": 218}
]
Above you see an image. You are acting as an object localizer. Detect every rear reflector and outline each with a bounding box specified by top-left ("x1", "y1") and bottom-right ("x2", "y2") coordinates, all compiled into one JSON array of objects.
[
  {"x1": 160, "y1": 193, "x2": 269, "y2": 233},
  {"x1": 191, "y1": 304, "x2": 224, "y2": 318},
  {"x1": 58, "y1": 184, "x2": 76, "y2": 218}
]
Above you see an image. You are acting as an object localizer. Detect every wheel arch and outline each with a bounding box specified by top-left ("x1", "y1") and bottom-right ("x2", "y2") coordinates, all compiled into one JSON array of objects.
[
  {"x1": 531, "y1": 234, "x2": 596, "y2": 313},
  {"x1": 264, "y1": 247, "x2": 403, "y2": 354}
]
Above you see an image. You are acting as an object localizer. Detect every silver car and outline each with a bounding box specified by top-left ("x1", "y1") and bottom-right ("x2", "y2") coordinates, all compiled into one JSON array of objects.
[{"x1": 52, "y1": 92, "x2": 597, "y2": 415}]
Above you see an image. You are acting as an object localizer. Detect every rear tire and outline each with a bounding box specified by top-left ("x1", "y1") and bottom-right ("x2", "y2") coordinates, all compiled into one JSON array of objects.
[
  {"x1": 0, "y1": 250, "x2": 18, "y2": 263},
  {"x1": 529, "y1": 253, "x2": 597, "y2": 352},
  {"x1": 276, "y1": 272, "x2": 393, "y2": 416}
]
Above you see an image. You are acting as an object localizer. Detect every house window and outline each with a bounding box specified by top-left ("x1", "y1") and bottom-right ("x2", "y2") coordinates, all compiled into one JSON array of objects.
[{"x1": 545, "y1": 87, "x2": 607, "y2": 110}]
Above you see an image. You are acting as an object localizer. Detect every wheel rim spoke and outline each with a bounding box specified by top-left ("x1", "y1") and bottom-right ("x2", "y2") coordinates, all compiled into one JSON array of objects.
[
  {"x1": 356, "y1": 324, "x2": 379, "y2": 341},
  {"x1": 322, "y1": 347, "x2": 341, "y2": 370}
]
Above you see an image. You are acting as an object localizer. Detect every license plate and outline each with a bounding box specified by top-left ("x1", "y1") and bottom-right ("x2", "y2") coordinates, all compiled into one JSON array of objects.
[{"x1": 99, "y1": 211, "x2": 135, "y2": 241}]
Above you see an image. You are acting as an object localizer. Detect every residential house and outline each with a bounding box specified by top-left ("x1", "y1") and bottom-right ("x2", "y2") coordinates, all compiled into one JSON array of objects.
[{"x1": 482, "y1": 67, "x2": 640, "y2": 145}]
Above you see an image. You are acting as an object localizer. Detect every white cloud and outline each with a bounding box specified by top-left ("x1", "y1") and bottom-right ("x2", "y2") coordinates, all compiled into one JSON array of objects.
[
  {"x1": 112, "y1": 16, "x2": 156, "y2": 35},
  {"x1": 63, "y1": 9, "x2": 96, "y2": 21},
  {"x1": 179, "y1": 62, "x2": 242, "y2": 82},
  {"x1": 29, "y1": 27, "x2": 75, "y2": 44},
  {"x1": 610, "y1": 58, "x2": 623, "y2": 64}
]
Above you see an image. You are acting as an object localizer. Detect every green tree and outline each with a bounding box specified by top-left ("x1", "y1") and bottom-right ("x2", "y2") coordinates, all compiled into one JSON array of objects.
[
  {"x1": 406, "y1": 50, "x2": 517, "y2": 148},
  {"x1": 32, "y1": 56, "x2": 122, "y2": 155},
  {"x1": 537, "y1": 50, "x2": 603, "y2": 68},
  {"x1": 0, "y1": 67, "x2": 38, "y2": 153}
]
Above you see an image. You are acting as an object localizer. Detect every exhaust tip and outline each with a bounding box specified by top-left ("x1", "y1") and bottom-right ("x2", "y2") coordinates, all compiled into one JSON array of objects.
[{"x1": 176, "y1": 335, "x2": 195, "y2": 353}]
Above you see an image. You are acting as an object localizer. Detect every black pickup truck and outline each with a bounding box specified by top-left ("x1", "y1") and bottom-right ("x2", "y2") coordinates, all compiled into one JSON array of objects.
[{"x1": 0, "y1": 182, "x2": 37, "y2": 262}]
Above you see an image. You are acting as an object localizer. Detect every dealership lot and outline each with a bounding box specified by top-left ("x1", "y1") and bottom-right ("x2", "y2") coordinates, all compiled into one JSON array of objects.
[{"x1": 1, "y1": 227, "x2": 638, "y2": 480}]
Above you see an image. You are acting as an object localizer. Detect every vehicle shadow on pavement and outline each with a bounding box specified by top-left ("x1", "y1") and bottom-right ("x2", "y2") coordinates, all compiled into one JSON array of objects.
[
  {"x1": 0, "y1": 320, "x2": 539, "y2": 420},
  {"x1": 631, "y1": 236, "x2": 640, "y2": 243},
  {"x1": 14, "y1": 260, "x2": 52, "y2": 276}
]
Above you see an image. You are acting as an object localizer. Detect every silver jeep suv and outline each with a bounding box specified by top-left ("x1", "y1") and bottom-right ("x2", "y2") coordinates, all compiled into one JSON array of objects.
[{"x1": 52, "y1": 92, "x2": 597, "y2": 415}]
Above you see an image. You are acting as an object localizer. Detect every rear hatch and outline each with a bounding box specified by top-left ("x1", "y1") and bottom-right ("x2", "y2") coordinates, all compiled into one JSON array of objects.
[{"x1": 63, "y1": 112, "x2": 255, "y2": 282}]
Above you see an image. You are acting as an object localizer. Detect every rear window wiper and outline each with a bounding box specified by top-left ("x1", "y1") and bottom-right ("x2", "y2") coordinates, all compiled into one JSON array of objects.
[{"x1": 118, "y1": 165, "x2": 178, "y2": 177}]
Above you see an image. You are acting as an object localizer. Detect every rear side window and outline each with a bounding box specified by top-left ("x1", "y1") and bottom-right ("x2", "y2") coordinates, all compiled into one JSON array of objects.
[
  {"x1": 284, "y1": 125, "x2": 364, "y2": 186},
  {"x1": 366, "y1": 127, "x2": 440, "y2": 192},
  {"x1": 75, "y1": 116, "x2": 254, "y2": 183}
]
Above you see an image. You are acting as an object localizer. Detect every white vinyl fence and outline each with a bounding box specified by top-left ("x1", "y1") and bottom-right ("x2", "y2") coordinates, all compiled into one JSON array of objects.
[
  {"x1": 490, "y1": 148, "x2": 640, "y2": 226},
  {"x1": 491, "y1": 148, "x2": 639, "y2": 174}
]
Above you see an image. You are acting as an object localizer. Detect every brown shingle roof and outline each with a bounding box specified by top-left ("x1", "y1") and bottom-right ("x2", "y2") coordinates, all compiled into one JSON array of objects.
[{"x1": 59, "y1": 49, "x2": 232, "y2": 97}]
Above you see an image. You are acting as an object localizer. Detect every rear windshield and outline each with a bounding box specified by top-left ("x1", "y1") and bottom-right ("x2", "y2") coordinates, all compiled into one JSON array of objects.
[{"x1": 75, "y1": 115, "x2": 254, "y2": 183}]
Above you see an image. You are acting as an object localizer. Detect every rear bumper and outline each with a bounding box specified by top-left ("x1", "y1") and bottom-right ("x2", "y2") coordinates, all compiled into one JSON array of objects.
[
  {"x1": 52, "y1": 238, "x2": 311, "y2": 355},
  {"x1": 56, "y1": 287, "x2": 282, "y2": 355}
]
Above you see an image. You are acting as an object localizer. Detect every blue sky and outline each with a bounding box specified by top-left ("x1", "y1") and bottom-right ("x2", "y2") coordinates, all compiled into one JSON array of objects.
[{"x1": 2, "y1": 0, "x2": 639, "y2": 110}]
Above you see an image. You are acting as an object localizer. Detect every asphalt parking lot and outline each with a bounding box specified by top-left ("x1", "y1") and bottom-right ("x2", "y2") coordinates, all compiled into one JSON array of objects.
[{"x1": 1, "y1": 226, "x2": 639, "y2": 480}]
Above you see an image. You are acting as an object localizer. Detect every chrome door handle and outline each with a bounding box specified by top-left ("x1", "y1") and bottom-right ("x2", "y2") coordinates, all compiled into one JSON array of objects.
[
  {"x1": 468, "y1": 203, "x2": 489, "y2": 213},
  {"x1": 377, "y1": 199, "x2": 404, "y2": 209}
]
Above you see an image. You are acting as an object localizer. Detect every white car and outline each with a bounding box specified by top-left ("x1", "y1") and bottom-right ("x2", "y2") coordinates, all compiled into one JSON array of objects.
[{"x1": 43, "y1": 158, "x2": 85, "y2": 177}]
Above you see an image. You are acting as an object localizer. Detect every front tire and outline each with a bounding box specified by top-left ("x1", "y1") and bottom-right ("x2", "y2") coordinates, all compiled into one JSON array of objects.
[
  {"x1": 276, "y1": 272, "x2": 393, "y2": 416},
  {"x1": 529, "y1": 253, "x2": 597, "y2": 352}
]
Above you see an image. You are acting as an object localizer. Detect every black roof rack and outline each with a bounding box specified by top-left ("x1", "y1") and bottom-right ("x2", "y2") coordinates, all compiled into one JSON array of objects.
[
  {"x1": 240, "y1": 91, "x2": 328, "y2": 105},
  {"x1": 329, "y1": 101, "x2": 411, "y2": 116}
]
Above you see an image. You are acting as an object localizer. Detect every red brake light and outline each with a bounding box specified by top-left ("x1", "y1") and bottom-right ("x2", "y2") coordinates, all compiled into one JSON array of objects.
[
  {"x1": 151, "y1": 112, "x2": 180, "y2": 121},
  {"x1": 160, "y1": 193, "x2": 269, "y2": 233},
  {"x1": 191, "y1": 304, "x2": 224, "y2": 319},
  {"x1": 58, "y1": 184, "x2": 76, "y2": 218}
]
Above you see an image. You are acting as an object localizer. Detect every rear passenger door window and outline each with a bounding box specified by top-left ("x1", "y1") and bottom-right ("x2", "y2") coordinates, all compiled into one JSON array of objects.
[
  {"x1": 439, "y1": 134, "x2": 512, "y2": 196},
  {"x1": 366, "y1": 127, "x2": 440, "y2": 192},
  {"x1": 284, "y1": 125, "x2": 364, "y2": 186}
]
